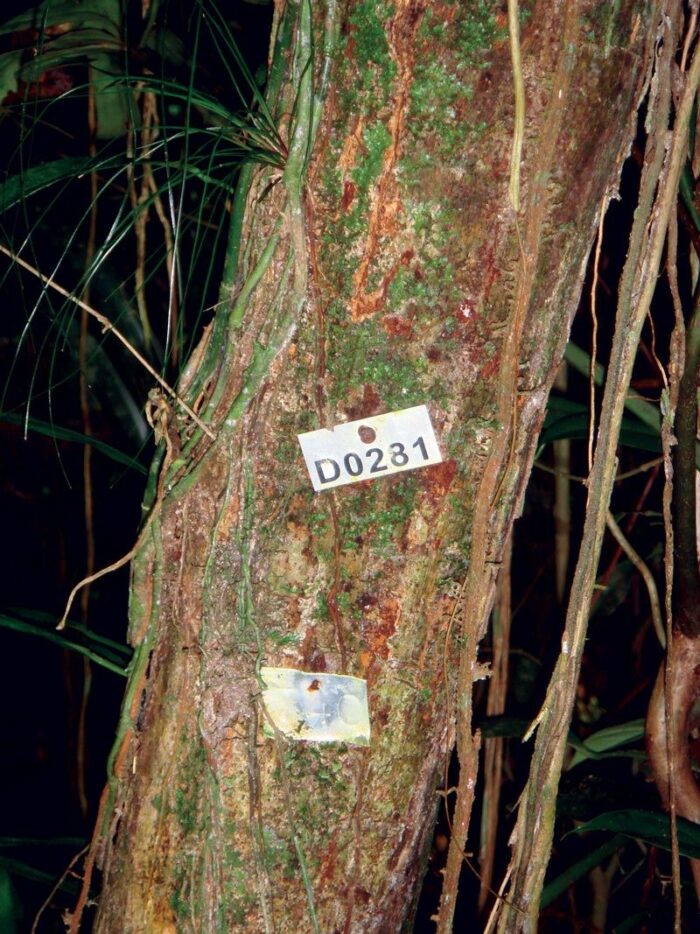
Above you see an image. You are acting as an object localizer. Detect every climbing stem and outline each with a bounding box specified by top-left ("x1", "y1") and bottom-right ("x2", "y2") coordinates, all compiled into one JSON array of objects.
[
  {"x1": 228, "y1": 226, "x2": 283, "y2": 332},
  {"x1": 674, "y1": 297, "x2": 700, "y2": 636},
  {"x1": 284, "y1": 0, "x2": 315, "y2": 200},
  {"x1": 311, "y1": 0, "x2": 339, "y2": 144},
  {"x1": 507, "y1": 0, "x2": 524, "y2": 211},
  {"x1": 176, "y1": 0, "x2": 333, "y2": 483},
  {"x1": 496, "y1": 9, "x2": 700, "y2": 929}
]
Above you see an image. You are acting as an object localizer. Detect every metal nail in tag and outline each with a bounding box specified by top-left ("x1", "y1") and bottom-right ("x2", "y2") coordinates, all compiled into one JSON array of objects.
[
  {"x1": 297, "y1": 404, "x2": 442, "y2": 492},
  {"x1": 260, "y1": 667, "x2": 370, "y2": 746}
]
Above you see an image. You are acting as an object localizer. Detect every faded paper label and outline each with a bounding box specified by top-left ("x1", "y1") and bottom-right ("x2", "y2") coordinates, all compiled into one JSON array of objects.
[
  {"x1": 297, "y1": 404, "x2": 442, "y2": 492},
  {"x1": 260, "y1": 667, "x2": 370, "y2": 745}
]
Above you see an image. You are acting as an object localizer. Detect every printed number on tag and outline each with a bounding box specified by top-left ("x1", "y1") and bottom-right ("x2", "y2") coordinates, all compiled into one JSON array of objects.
[{"x1": 297, "y1": 405, "x2": 442, "y2": 492}]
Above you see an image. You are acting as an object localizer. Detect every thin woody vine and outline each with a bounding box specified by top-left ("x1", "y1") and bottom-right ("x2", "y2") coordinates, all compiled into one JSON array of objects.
[{"x1": 490, "y1": 5, "x2": 700, "y2": 930}]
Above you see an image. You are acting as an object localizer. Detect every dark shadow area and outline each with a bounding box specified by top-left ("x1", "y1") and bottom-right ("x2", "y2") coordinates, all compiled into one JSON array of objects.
[{"x1": 0, "y1": 2, "x2": 272, "y2": 930}]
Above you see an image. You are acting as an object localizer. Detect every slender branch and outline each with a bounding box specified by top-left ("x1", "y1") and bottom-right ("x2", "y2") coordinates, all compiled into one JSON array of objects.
[
  {"x1": 507, "y1": 0, "x2": 525, "y2": 211},
  {"x1": 605, "y1": 510, "x2": 665, "y2": 648},
  {"x1": 58, "y1": 513, "x2": 158, "y2": 631},
  {"x1": 58, "y1": 415, "x2": 175, "y2": 630},
  {"x1": 588, "y1": 202, "x2": 606, "y2": 471},
  {"x1": 674, "y1": 294, "x2": 700, "y2": 636},
  {"x1": 478, "y1": 536, "x2": 512, "y2": 911},
  {"x1": 496, "y1": 9, "x2": 700, "y2": 929},
  {"x1": 662, "y1": 211, "x2": 685, "y2": 927},
  {"x1": 77, "y1": 78, "x2": 99, "y2": 818},
  {"x1": 0, "y1": 242, "x2": 215, "y2": 439},
  {"x1": 31, "y1": 844, "x2": 89, "y2": 934},
  {"x1": 553, "y1": 365, "x2": 571, "y2": 603},
  {"x1": 534, "y1": 456, "x2": 663, "y2": 483}
]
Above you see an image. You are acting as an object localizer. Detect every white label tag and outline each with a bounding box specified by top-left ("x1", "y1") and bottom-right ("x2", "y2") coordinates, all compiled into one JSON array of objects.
[
  {"x1": 297, "y1": 405, "x2": 442, "y2": 491},
  {"x1": 260, "y1": 667, "x2": 370, "y2": 745}
]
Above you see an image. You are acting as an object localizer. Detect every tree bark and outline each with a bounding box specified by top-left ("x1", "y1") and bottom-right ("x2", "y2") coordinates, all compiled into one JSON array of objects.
[{"x1": 87, "y1": 1, "x2": 657, "y2": 930}]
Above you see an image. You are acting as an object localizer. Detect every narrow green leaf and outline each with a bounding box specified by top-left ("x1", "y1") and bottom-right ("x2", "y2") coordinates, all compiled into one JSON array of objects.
[
  {"x1": 568, "y1": 719, "x2": 645, "y2": 769},
  {"x1": 0, "y1": 157, "x2": 93, "y2": 212},
  {"x1": 0, "y1": 0, "x2": 121, "y2": 34},
  {"x1": 0, "y1": 412, "x2": 148, "y2": 475},
  {"x1": 198, "y1": 0, "x2": 277, "y2": 124},
  {"x1": 564, "y1": 343, "x2": 660, "y2": 432},
  {"x1": 0, "y1": 149, "x2": 134, "y2": 212},
  {"x1": 544, "y1": 395, "x2": 588, "y2": 417},
  {"x1": 539, "y1": 412, "x2": 661, "y2": 452},
  {"x1": 477, "y1": 716, "x2": 531, "y2": 739},
  {"x1": 541, "y1": 835, "x2": 625, "y2": 908},
  {"x1": 564, "y1": 342, "x2": 700, "y2": 469},
  {"x1": 9, "y1": 607, "x2": 132, "y2": 659},
  {"x1": 570, "y1": 809, "x2": 700, "y2": 858},
  {"x1": 0, "y1": 869, "x2": 18, "y2": 934},
  {"x1": 0, "y1": 837, "x2": 85, "y2": 848},
  {"x1": 613, "y1": 910, "x2": 654, "y2": 933},
  {"x1": 480, "y1": 715, "x2": 646, "y2": 767},
  {"x1": 680, "y1": 162, "x2": 700, "y2": 232},
  {"x1": 0, "y1": 855, "x2": 79, "y2": 894},
  {"x1": 0, "y1": 614, "x2": 129, "y2": 676}
]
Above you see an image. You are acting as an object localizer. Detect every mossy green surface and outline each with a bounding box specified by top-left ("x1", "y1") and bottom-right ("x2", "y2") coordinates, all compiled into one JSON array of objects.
[
  {"x1": 170, "y1": 748, "x2": 217, "y2": 925},
  {"x1": 352, "y1": 122, "x2": 392, "y2": 191},
  {"x1": 345, "y1": 1, "x2": 396, "y2": 98},
  {"x1": 266, "y1": 740, "x2": 354, "y2": 885},
  {"x1": 174, "y1": 742, "x2": 208, "y2": 834},
  {"x1": 326, "y1": 312, "x2": 428, "y2": 411},
  {"x1": 262, "y1": 826, "x2": 297, "y2": 877},
  {"x1": 409, "y1": 0, "x2": 502, "y2": 149},
  {"x1": 222, "y1": 839, "x2": 257, "y2": 921},
  {"x1": 337, "y1": 474, "x2": 418, "y2": 555}
]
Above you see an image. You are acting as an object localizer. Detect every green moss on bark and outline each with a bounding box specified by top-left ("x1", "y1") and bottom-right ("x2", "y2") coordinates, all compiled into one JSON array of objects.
[{"x1": 345, "y1": 1, "x2": 396, "y2": 98}]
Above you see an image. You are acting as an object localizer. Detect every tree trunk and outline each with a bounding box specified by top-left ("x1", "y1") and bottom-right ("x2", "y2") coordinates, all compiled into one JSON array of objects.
[{"x1": 84, "y1": 1, "x2": 657, "y2": 930}]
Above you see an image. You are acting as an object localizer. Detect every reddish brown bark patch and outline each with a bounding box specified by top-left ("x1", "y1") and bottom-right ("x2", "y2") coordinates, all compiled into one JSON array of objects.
[
  {"x1": 317, "y1": 835, "x2": 339, "y2": 890},
  {"x1": 421, "y1": 459, "x2": 457, "y2": 505},
  {"x1": 345, "y1": 383, "x2": 382, "y2": 420},
  {"x1": 383, "y1": 313, "x2": 415, "y2": 338},
  {"x1": 342, "y1": 179, "x2": 357, "y2": 211},
  {"x1": 348, "y1": 4, "x2": 425, "y2": 322},
  {"x1": 361, "y1": 596, "x2": 401, "y2": 664}
]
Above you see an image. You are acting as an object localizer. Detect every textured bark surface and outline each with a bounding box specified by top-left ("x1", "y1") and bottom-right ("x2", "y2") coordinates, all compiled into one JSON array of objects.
[
  {"x1": 647, "y1": 631, "x2": 700, "y2": 897},
  {"x1": 91, "y1": 1, "x2": 656, "y2": 930}
]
